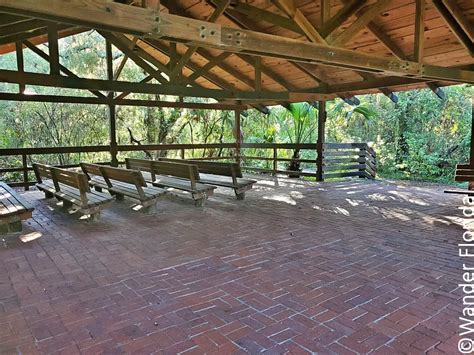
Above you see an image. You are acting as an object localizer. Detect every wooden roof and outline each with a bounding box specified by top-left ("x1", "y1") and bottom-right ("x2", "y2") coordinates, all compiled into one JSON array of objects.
[{"x1": 0, "y1": 0, "x2": 473, "y2": 107}]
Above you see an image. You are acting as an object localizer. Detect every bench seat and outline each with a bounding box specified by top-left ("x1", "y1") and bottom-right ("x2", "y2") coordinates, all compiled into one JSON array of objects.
[
  {"x1": 81, "y1": 163, "x2": 167, "y2": 213},
  {"x1": 36, "y1": 179, "x2": 56, "y2": 197},
  {"x1": 33, "y1": 163, "x2": 113, "y2": 220},
  {"x1": 159, "y1": 158, "x2": 256, "y2": 200},
  {"x1": 0, "y1": 182, "x2": 34, "y2": 234},
  {"x1": 125, "y1": 159, "x2": 215, "y2": 206},
  {"x1": 55, "y1": 183, "x2": 112, "y2": 208}
]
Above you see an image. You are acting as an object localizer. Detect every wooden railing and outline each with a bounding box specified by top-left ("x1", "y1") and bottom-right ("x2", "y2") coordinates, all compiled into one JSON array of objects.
[{"x1": 0, "y1": 142, "x2": 376, "y2": 189}]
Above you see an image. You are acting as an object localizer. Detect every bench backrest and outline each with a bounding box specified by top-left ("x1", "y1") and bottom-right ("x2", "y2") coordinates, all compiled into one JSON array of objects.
[
  {"x1": 98, "y1": 165, "x2": 147, "y2": 187},
  {"x1": 159, "y1": 158, "x2": 242, "y2": 182},
  {"x1": 151, "y1": 161, "x2": 199, "y2": 185},
  {"x1": 50, "y1": 167, "x2": 91, "y2": 206},
  {"x1": 33, "y1": 163, "x2": 53, "y2": 183},
  {"x1": 125, "y1": 158, "x2": 155, "y2": 180},
  {"x1": 80, "y1": 162, "x2": 103, "y2": 179}
]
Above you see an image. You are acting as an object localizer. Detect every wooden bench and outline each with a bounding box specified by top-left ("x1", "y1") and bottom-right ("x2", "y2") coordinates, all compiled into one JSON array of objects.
[
  {"x1": 159, "y1": 158, "x2": 256, "y2": 200},
  {"x1": 0, "y1": 182, "x2": 34, "y2": 234},
  {"x1": 50, "y1": 167, "x2": 113, "y2": 220},
  {"x1": 33, "y1": 163, "x2": 56, "y2": 198},
  {"x1": 125, "y1": 158, "x2": 216, "y2": 206},
  {"x1": 81, "y1": 163, "x2": 167, "y2": 213}
]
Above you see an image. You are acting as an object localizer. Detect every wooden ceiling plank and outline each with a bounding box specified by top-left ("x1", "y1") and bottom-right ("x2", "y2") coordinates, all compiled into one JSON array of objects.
[
  {"x1": 328, "y1": 0, "x2": 393, "y2": 46},
  {"x1": 432, "y1": 0, "x2": 474, "y2": 57},
  {"x1": 442, "y1": 0, "x2": 474, "y2": 43},
  {"x1": 414, "y1": 0, "x2": 425, "y2": 62},
  {"x1": 366, "y1": 22, "x2": 405, "y2": 60},
  {"x1": 0, "y1": 0, "x2": 473, "y2": 84},
  {"x1": 227, "y1": 2, "x2": 304, "y2": 35},
  {"x1": 272, "y1": 0, "x2": 327, "y2": 44}
]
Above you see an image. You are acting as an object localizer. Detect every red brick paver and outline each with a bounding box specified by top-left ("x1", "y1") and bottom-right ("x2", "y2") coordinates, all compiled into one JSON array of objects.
[{"x1": 0, "y1": 177, "x2": 465, "y2": 354}]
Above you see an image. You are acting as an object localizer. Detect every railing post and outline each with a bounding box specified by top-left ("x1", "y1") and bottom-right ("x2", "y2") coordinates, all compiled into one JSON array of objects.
[
  {"x1": 22, "y1": 154, "x2": 29, "y2": 191},
  {"x1": 234, "y1": 108, "x2": 242, "y2": 165},
  {"x1": 316, "y1": 101, "x2": 326, "y2": 181},
  {"x1": 273, "y1": 148, "x2": 277, "y2": 175},
  {"x1": 181, "y1": 148, "x2": 185, "y2": 159}
]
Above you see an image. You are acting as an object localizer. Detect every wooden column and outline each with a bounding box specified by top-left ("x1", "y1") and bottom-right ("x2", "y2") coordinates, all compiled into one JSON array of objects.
[
  {"x1": 235, "y1": 108, "x2": 242, "y2": 165},
  {"x1": 47, "y1": 23, "x2": 60, "y2": 75},
  {"x1": 15, "y1": 42, "x2": 25, "y2": 94},
  {"x1": 106, "y1": 40, "x2": 118, "y2": 167},
  {"x1": 316, "y1": 101, "x2": 326, "y2": 181}
]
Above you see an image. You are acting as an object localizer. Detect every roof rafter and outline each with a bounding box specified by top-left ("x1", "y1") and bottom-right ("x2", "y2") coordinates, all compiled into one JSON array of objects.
[
  {"x1": 442, "y1": 0, "x2": 474, "y2": 43},
  {"x1": 272, "y1": 0, "x2": 327, "y2": 44},
  {"x1": 327, "y1": 0, "x2": 393, "y2": 46},
  {"x1": 432, "y1": 0, "x2": 474, "y2": 57}
]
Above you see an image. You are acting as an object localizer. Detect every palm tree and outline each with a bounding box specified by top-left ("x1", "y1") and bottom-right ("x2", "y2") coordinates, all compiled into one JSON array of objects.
[{"x1": 272, "y1": 102, "x2": 317, "y2": 177}]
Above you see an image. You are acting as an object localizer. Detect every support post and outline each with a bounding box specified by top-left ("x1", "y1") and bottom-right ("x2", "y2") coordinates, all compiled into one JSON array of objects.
[
  {"x1": 22, "y1": 154, "x2": 29, "y2": 191},
  {"x1": 106, "y1": 40, "x2": 118, "y2": 167},
  {"x1": 316, "y1": 100, "x2": 326, "y2": 181},
  {"x1": 15, "y1": 41, "x2": 25, "y2": 94},
  {"x1": 47, "y1": 23, "x2": 60, "y2": 75},
  {"x1": 234, "y1": 108, "x2": 242, "y2": 165},
  {"x1": 273, "y1": 147, "x2": 278, "y2": 176}
]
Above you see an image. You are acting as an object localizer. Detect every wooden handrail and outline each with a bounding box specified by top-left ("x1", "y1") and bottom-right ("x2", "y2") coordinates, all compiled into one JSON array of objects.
[{"x1": 0, "y1": 142, "x2": 376, "y2": 188}]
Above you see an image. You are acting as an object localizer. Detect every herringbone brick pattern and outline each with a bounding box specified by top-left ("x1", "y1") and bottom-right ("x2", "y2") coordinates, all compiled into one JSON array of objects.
[{"x1": 0, "y1": 177, "x2": 464, "y2": 354}]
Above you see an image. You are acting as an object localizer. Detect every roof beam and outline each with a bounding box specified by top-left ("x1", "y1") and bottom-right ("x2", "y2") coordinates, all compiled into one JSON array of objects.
[
  {"x1": 227, "y1": 2, "x2": 303, "y2": 35},
  {"x1": 100, "y1": 31, "x2": 169, "y2": 84},
  {"x1": 321, "y1": 0, "x2": 331, "y2": 25},
  {"x1": 320, "y1": 0, "x2": 367, "y2": 38},
  {"x1": 432, "y1": 0, "x2": 474, "y2": 57},
  {"x1": 442, "y1": 0, "x2": 474, "y2": 43},
  {"x1": 23, "y1": 39, "x2": 106, "y2": 98},
  {"x1": 272, "y1": 0, "x2": 326, "y2": 44},
  {"x1": 327, "y1": 0, "x2": 392, "y2": 46},
  {"x1": 414, "y1": 0, "x2": 425, "y2": 62},
  {"x1": 426, "y1": 82, "x2": 446, "y2": 101},
  {"x1": 0, "y1": 92, "x2": 248, "y2": 110},
  {"x1": 168, "y1": 0, "x2": 230, "y2": 78},
  {"x1": 0, "y1": 68, "x2": 334, "y2": 101},
  {"x1": 1, "y1": 0, "x2": 473, "y2": 84}
]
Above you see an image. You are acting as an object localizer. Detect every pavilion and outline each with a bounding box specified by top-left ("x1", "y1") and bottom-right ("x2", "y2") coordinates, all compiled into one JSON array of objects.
[{"x1": 0, "y1": 0, "x2": 473, "y2": 353}]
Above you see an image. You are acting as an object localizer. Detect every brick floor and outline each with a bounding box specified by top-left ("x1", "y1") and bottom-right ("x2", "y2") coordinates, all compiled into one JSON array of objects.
[{"x1": 0, "y1": 176, "x2": 465, "y2": 354}]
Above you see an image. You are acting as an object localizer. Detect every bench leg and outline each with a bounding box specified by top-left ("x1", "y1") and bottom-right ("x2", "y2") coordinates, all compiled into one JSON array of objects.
[
  {"x1": 0, "y1": 221, "x2": 22, "y2": 234},
  {"x1": 114, "y1": 193, "x2": 125, "y2": 201},
  {"x1": 142, "y1": 204, "x2": 156, "y2": 215},
  {"x1": 88, "y1": 212, "x2": 100, "y2": 222},
  {"x1": 9, "y1": 221, "x2": 22, "y2": 233},
  {"x1": 194, "y1": 198, "x2": 206, "y2": 207},
  {"x1": 63, "y1": 200, "x2": 73, "y2": 209},
  {"x1": 235, "y1": 191, "x2": 246, "y2": 200},
  {"x1": 94, "y1": 186, "x2": 103, "y2": 193},
  {"x1": 45, "y1": 191, "x2": 54, "y2": 199}
]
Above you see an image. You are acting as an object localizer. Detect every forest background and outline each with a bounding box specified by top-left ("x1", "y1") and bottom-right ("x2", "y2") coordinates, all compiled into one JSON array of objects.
[{"x1": 0, "y1": 31, "x2": 472, "y2": 184}]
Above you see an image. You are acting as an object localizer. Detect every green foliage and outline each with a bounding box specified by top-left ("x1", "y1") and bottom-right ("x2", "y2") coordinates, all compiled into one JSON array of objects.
[{"x1": 0, "y1": 30, "x2": 472, "y2": 185}]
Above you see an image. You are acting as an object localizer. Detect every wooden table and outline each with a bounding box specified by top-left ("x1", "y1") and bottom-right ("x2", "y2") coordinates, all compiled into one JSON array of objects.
[{"x1": 0, "y1": 182, "x2": 34, "y2": 234}]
